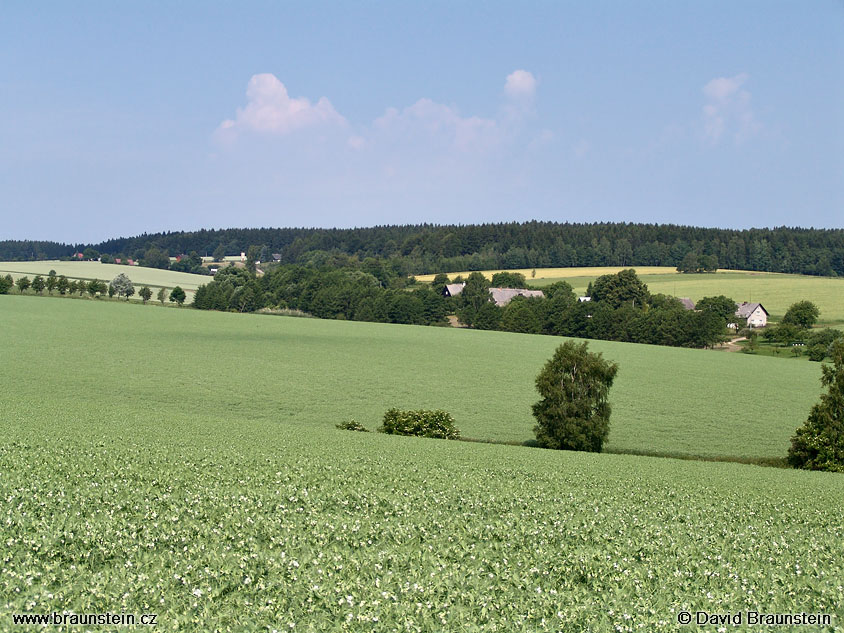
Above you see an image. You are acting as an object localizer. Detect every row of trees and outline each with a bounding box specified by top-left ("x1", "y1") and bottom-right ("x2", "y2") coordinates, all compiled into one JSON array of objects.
[
  {"x1": 3, "y1": 222, "x2": 843, "y2": 277},
  {"x1": 0, "y1": 271, "x2": 186, "y2": 305}
]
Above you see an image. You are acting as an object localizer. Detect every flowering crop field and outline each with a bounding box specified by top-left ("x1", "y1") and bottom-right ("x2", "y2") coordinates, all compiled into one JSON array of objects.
[
  {"x1": 2, "y1": 296, "x2": 842, "y2": 630},
  {"x1": 2, "y1": 424, "x2": 843, "y2": 631}
]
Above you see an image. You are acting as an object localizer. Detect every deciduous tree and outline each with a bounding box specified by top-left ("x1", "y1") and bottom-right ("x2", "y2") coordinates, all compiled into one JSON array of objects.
[
  {"x1": 532, "y1": 341, "x2": 618, "y2": 452},
  {"x1": 788, "y1": 340, "x2": 844, "y2": 472},
  {"x1": 169, "y1": 286, "x2": 186, "y2": 305},
  {"x1": 110, "y1": 273, "x2": 135, "y2": 300},
  {"x1": 31, "y1": 275, "x2": 45, "y2": 294},
  {"x1": 782, "y1": 301, "x2": 820, "y2": 329}
]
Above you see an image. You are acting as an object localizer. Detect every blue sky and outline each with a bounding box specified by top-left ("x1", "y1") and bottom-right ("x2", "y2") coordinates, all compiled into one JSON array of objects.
[{"x1": 1, "y1": 1, "x2": 842, "y2": 243}]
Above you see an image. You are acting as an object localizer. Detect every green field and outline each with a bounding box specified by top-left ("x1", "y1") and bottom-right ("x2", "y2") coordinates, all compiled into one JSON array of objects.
[
  {"x1": 0, "y1": 260, "x2": 211, "y2": 303},
  {"x1": 1, "y1": 295, "x2": 823, "y2": 459},
  {"x1": 418, "y1": 267, "x2": 844, "y2": 325},
  {"x1": 2, "y1": 296, "x2": 842, "y2": 631}
]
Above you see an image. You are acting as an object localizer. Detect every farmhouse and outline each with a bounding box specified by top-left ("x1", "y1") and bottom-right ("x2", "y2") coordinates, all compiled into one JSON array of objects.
[
  {"x1": 679, "y1": 298, "x2": 696, "y2": 310},
  {"x1": 440, "y1": 282, "x2": 545, "y2": 306},
  {"x1": 735, "y1": 302, "x2": 769, "y2": 328},
  {"x1": 442, "y1": 283, "x2": 466, "y2": 297},
  {"x1": 488, "y1": 288, "x2": 545, "y2": 307}
]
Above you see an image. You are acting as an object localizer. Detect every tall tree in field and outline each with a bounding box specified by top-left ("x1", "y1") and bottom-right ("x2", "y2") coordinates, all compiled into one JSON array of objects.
[
  {"x1": 0, "y1": 274, "x2": 13, "y2": 294},
  {"x1": 782, "y1": 301, "x2": 820, "y2": 329},
  {"x1": 139, "y1": 286, "x2": 153, "y2": 303},
  {"x1": 15, "y1": 276, "x2": 31, "y2": 293},
  {"x1": 31, "y1": 275, "x2": 45, "y2": 294},
  {"x1": 57, "y1": 275, "x2": 69, "y2": 295},
  {"x1": 45, "y1": 273, "x2": 58, "y2": 294},
  {"x1": 87, "y1": 279, "x2": 106, "y2": 297},
  {"x1": 455, "y1": 271, "x2": 490, "y2": 326},
  {"x1": 246, "y1": 245, "x2": 260, "y2": 275},
  {"x1": 157, "y1": 287, "x2": 167, "y2": 304},
  {"x1": 110, "y1": 273, "x2": 135, "y2": 300},
  {"x1": 532, "y1": 340, "x2": 618, "y2": 452},
  {"x1": 788, "y1": 340, "x2": 844, "y2": 472},
  {"x1": 169, "y1": 286, "x2": 186, "y2": 306}
]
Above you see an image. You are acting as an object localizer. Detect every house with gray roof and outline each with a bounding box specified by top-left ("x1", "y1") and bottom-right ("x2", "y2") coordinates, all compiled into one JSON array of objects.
[
  {"x1": 735, "y1": 302, "x2": 769, "y2": 327},
  {"x1": 442, "y1": 283, "x2": 466, "y2": 297},
  {"x1": 488, "y1": 287, "x2": 545, "y2": 307},
  {"x1": 679, "y1": 297, "x2": 696, "y2": 310}
]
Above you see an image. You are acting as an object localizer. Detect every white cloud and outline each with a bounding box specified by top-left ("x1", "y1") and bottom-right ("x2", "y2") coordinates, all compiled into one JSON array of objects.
[
  {"x1": 217, "y1": 74, "x2": 346, "y2": 138},
  {"x1": 702, "y1": 73, "x2": 760, "y2": 143},
  {"x1": 373, "y1": 98, "x2": 500, "y2": 152},
  {"x1": 217, "y1": 70, "x2": 538, "y2": 154},
  {"x1": 504, "y1": 69, "x2": 537, "y2": 101}
]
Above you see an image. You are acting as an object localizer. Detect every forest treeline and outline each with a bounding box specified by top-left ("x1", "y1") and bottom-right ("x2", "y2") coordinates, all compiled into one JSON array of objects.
[{"x1": 2, "y1": 222, "x2": 843, "y2": 276}]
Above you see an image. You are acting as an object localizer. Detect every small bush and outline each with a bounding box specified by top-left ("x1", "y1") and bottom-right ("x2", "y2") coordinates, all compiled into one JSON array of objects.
[
  {"x1": 379, "y1": 408, "x2": 460, "y2": 439},
  {"x1": 808, "y1": 345, "x2": 827, "y2": 362},
  {"x1": 336, "y1": 419, "x2": 369, "y2": 432}
]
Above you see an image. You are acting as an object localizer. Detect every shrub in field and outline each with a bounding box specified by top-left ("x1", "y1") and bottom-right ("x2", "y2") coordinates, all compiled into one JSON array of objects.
[
  {"x1": 139, "y1": 286, "x2": 153, "y2": 303},
  {"x1": 788, "y1": 340, "x2": 844, "y2": 472},
  {"x1": 379, "y1": 408, "x2": 460, "y2": 439},
  {"x1": 0, "y1": 274, "x2": 13, "y2": 294},
  {"x1": 533, "y1": 340, "x2": 618, "y2": 452},
  {"x1": 336, "y1": 419, "x2": 369, "y2": 432}
]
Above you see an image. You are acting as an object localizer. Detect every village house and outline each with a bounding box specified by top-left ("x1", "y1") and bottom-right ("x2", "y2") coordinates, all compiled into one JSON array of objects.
[
  {"x1": 735, "y1": 302, "x2": 769, "y2": 328},
  {"x1": 488, "y1": 288, "x2": 545, "y2": 306},
  {"x1": 442, "y1": 283, "x2": 466, "y2": 297},
  {"x1": 440, "y1": 282, "x2": 545, "y2": 306}
]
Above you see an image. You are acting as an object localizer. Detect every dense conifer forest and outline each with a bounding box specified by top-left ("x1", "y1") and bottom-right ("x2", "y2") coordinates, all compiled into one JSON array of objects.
[{"x1": 2, "y1": 222, "x2": 843, "y2": 276}]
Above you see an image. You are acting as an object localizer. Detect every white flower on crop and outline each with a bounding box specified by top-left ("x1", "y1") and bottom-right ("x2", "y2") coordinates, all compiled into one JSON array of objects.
[
  {"x1": 192, "y1": 588, "x2": 202, "y2": 597},
  {"x1": 244, "y1": 576, "x2": 252, "y2": 584}
]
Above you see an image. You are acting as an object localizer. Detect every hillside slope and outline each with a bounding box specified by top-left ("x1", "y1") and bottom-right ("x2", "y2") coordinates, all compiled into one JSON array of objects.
[{"x1": 1, "y1": 295, "x2": 821, "y2": 459}]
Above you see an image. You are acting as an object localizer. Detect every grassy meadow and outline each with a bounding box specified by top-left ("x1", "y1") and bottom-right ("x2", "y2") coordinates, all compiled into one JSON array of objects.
[
  {"x1": 416, "y1": 267, "x2": 844, "y2": 325},
  {"x1": 2, "y1": 295, "x2": 842, "y2": 631}
]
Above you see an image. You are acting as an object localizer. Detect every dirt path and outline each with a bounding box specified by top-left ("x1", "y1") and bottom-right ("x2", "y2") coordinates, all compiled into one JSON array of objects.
[{"x1": 723, "y1": 336, "x2": 747, "y2": 352}]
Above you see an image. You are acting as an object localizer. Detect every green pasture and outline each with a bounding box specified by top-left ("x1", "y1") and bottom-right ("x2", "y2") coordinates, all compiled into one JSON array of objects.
[{"x1": 1, "y1": 296, "x2": 842, "y2": 630}]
